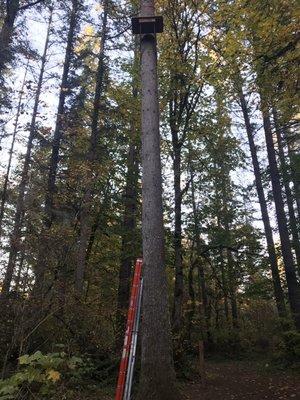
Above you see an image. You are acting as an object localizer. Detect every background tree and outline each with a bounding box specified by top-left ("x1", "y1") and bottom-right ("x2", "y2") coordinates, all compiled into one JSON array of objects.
[{"x1": 0, "y1": 0, "x2": 299, "y2": 397}]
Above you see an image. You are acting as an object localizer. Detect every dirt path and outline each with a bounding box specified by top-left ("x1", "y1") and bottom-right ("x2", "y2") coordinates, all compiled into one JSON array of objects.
[{"x1": 184, "y1": 360, "x2": 300, "y2": 400}]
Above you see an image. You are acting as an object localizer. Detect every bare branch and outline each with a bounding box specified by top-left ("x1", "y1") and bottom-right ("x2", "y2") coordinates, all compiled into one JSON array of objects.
[{"x1": 19, "y1": 0, "x2": 44, "y2": 11}]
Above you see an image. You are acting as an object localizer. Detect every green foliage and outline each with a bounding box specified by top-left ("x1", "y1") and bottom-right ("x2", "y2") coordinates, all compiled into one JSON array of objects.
[
  {"x1": 280, "y1": 331, "x2": 300, "y2": 367},
  {"x1": 0, "y1": 351, "x2": 84, "y2": 399},
  {"x1": 263, "y1": 327, "x2": 300, "y2": 371},
  {"x1": 210, "y1": 328, "x2": 242, "y2": 358},
  {"x1": 0, "y1": 0, "x2": 299, "y2": 396}
]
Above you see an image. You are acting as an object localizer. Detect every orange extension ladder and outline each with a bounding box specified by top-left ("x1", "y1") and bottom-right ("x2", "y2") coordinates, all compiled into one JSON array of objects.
[{"x1": 115, "y1": 258, "x2": 143, "y2": 400}]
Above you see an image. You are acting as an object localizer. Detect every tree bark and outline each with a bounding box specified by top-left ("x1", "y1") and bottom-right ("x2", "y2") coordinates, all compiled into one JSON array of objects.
[
  {"x1": 0, "y1": 61, "x2": 28, "y2": 239},
  {"x1": 238, "y1": 87, "x2": 286, "y2": 317},
  {"x1": 261, "y1": 102, "x2": 300, "y2": 330},
  {"x1": 273, "y1": 108, "x2": 300, "y2": 273},
  {"x1": 1, "y1": 9, "x2": 52, "y2": 296},
  {"x1": 136, "y1": 1, "x2": 179, "y2": 399},
  {"x1": 74, "y1": 0, "x2": 108, "y2": 295}
]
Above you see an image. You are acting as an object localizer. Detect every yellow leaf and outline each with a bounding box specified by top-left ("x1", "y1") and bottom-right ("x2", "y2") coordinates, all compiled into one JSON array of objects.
[
  {"x1": 47, "y1": 370, "x2": 60, "y2": 382},
  {"x1": 84, "y1": 25, "x2": 94, "y2": 36}
]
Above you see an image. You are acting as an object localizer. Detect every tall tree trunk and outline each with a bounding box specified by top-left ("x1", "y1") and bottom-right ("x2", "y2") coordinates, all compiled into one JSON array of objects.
[
  {"x1": 115, "y1": 38, "x2": 139, "y2": 350},
  {"x1": 0, "y1": 62, "x2": 28, "y2": 238},
  {"x1": 189, "y1": 156, "x2": 211, "y2": 342},
  {"x1": 1, "y1": 9, "x2": 52, "y2": 296},
  {"x1": 226, "y1": 240, "x2": 239, "y2": 331},
  {"x1": 136, "y1": 1, "x2": 178, "y2": 399},
  {"x1": 115, "y1": 136, "x2": 139, "y2": 347},
  {"x1": 273, "y1": 108, "x2": 300, "y2": 273},
  {"x1": 220, "y1": 163, "x2": 240, "y2": 334},
  {"x1": 220, "y1": 248, "x2": 229, "y2": 322},
  {"x1": 34, "y1": 0, "x2": 80, "y2": 292},
  {"x1": 238, "y1": 87, "x2": 286, "y2": 317},
  {"x1": 230, "y1": 290, "x2": 239, "y2": 329},
  {"x1": 0, "y1": 0, "x2": 20, "y2": 76},
  {"x1": 0, "y1": 0, "x2": 45, "y2": 77},
  {"x1": 74, "y1": 0, "x2": 108, "y2": 295},
  {"x1": 172, "y1": 141, "x2": 184, "y2": 331},
  {"x1": 186, "y1": 261, "x2": 195, "y2": 344},
  {"x1": 261, "y1": 102, "x2": 300, "y2": 330},
  {"x1": 14, "y1": 249, "x2": 25, "y2": 293},
  {"x1": 197, "y1": 264, "x2": 211, "y2": 342},
  {"x1": 44, "y1": 0, "x2": 79, "y2": 227},
  {"x1": 286, "y1": 138, "x2": 300, "y2": 219},
  {"x1": 214, "y1": 294, "x2": 220, "y2": 329}
]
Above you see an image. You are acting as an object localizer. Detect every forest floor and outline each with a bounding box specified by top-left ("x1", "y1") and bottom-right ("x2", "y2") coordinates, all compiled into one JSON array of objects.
[
  {"x1": 183, "y1": 359, "x2": 300, "y2": 400},
  {"x1": 96, "y1": 359, "x2": 300, "y2": 400}
]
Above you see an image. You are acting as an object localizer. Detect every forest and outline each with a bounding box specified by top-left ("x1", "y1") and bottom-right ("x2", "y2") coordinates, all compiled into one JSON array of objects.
[{"x1": 0, "y1": 0, "x2": 299, "y2": 399}]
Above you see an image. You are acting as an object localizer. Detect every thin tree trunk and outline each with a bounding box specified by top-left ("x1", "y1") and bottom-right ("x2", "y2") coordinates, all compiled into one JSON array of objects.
[
  {"x1": 115, "y1": 40, "x2": 139, "y2": 349},
  {"x1": 286, "y1": 138, "x2": 300, "y2": 219},
  {"x1": 0, "y1": 62, "x2": 28, "y2": 238},
  {"x1": 44, "y1": 0, "x2": 79, "y2": 227},
  {"x1": 115, "y1": 141, "x2": 139, "y2": 347},
  {"x1": 226, "y1": 244, "x2": 239, "y2": 331},
  {"x1": 81, "y1": 182, "x2": 111, "y2": 302},
  {"x1": 261, "y1": 102, "x2": 300, "y2": 330},
  {"x1": 74, "y1": 0, "x2": 108, "y2": 295},
  {"x1": 220, "y1": 248, "x2": 229, "y2": 322},
  {"x1": 137, "y1": 1, "x2": 178, "y2": 399},
  {"x1": 273, "y1": 108, "x2": 300, "y2": 273},
  {"x1": 229, "y1": 288, "x2": 239, "y2": 329},
  {"x1": 189, "y1": 155, "x2": 211, "y2": 342},
  {"x1": 34, "y1": 0, "x2": 80, "y2": 292},
  {"x1": 0, "y1": 0, "x2": 45, "y2": 76},
  {"x1": 197, "y1": 264, "x2": 211, "y2": 342},
  {"x1": 14, "y1": 250, "x2": 25, "y2": 293},
  {"x1": 0, "y1": 0, "x2": 20, "y2": 76},
  {"x1": 221, "y1": 166, "x2": 239, "y2": 334},
  {"x1": 1, "y1": 9, "x2": 52, "y2": 296},
  {"x1": 172, "y1": 141, "x2": 184, "y2": 331},
  {"x1": 238, "y1": 87, "x2": 286, "y2": 317},
  {"x1": 85, "y1": 212, "x2": 102, "y2": 265},
  {"x1": 215, "y1": 294, "x2": 220, "y2": 329},
  {"x1": 230, "y1": 291, "x2": 239, "y2": 329},
  {"x1": 186, "y1": 261, "x2": 195, "y2": 344}
]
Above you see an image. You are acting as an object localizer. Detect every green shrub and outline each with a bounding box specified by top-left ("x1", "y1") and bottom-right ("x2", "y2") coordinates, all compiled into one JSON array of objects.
[
  {"x1": 271, "y1": 330, "x2": 300, "y2": 369},
  {"x1": 282, "y1": 330, "x2": 300, "y2": 363},
  {"x1": 0, "y1": 351, "x2": 84, "y2": 399}
]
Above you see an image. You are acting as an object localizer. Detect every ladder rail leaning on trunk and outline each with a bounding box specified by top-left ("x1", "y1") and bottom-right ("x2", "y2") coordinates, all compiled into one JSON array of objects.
[{"x1": 115, "y1": 258, "x2": 143, "y2": 400}]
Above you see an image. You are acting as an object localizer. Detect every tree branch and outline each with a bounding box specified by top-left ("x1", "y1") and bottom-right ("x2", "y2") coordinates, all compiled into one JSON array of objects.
[{"x1": 19, "y1": 0, "x2": 45, "y2": 11}]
